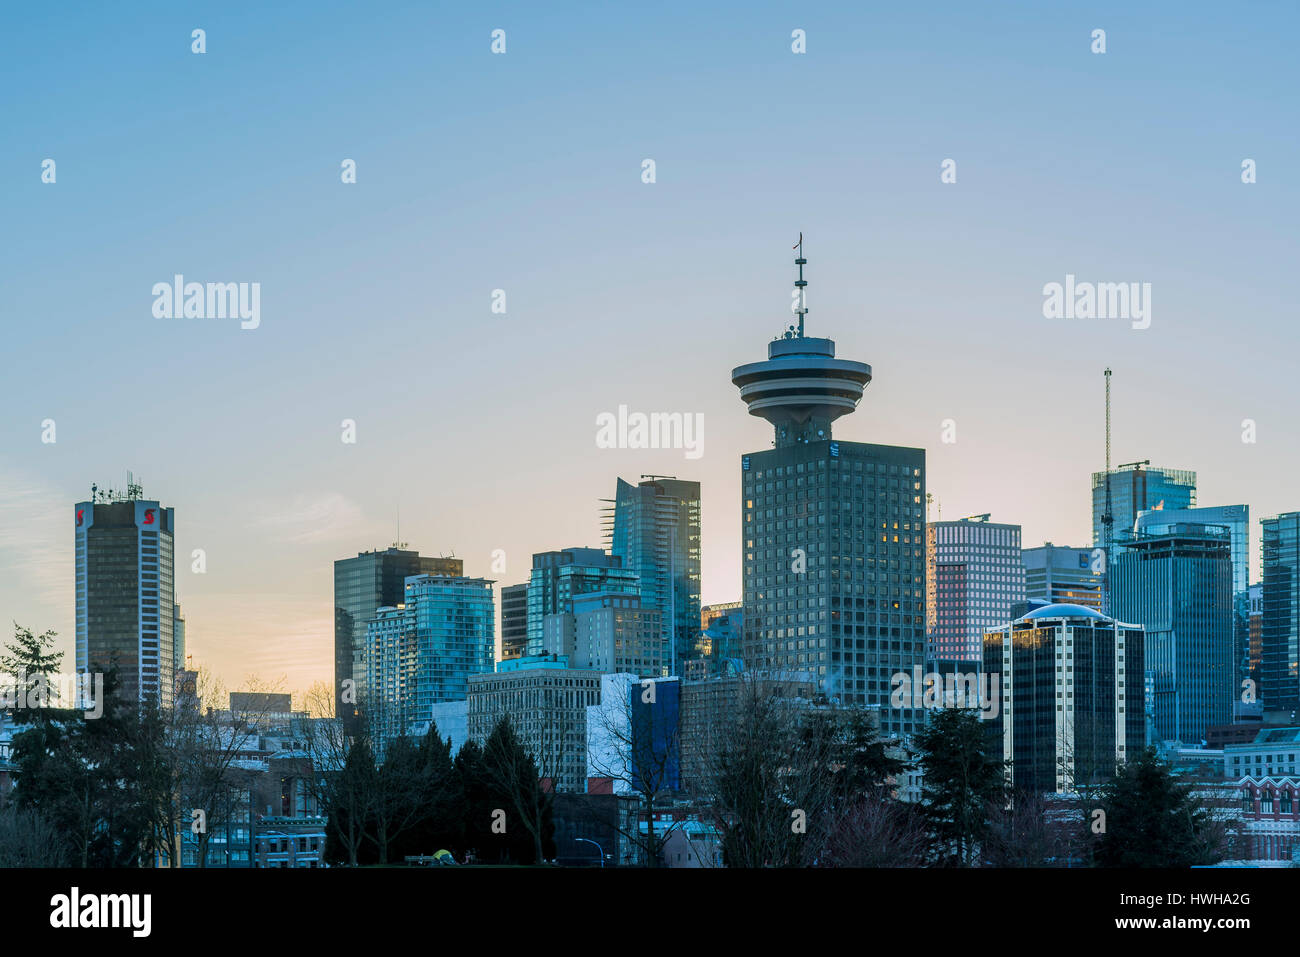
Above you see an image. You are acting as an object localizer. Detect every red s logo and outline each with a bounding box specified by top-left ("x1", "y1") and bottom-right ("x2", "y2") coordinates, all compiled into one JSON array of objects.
[
  {"x1": 143, "y1": 509, "x2": 156, "y2": 525},
  {"x1": 76, "y1": 509, "x2": 84, "y2": 527}
]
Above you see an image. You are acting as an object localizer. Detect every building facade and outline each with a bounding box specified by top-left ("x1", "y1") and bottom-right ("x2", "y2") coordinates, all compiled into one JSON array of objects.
[
  {"x1": 1136, "y1": 504, "x2": 1249, "y2": 685},
  {"x1": 366, "y1": 574, "x2": 495, "y2": 747},
  {"x1": 1091, "y1": 464, "x2": 1197, "y2": 549},
  {"x1": 608, "y1": 477, "x2": 702, "y2": 671},
  {"x1": 75, "y1": 482, "x2": 176, "y2": 706},
  {"x1": 500, "y1": 582, "x2": 529, "y2": 661},
  {"x1": 731, "y1": 258, "x2": 925, "y2": 738},
  {"x1": 334, "y1": 547, "x2": 462, "y2": 730},
  {"x1": 1111, "y1": 523, "x2": 1234, "y2": 745},
  {"x1": 571, "y1": 591, "x2": 664, "y2": 677},
  {"x1": 468, "y1": 655, "x2": 602, "y2": 794},
  {"x1": 926, "y1": 515, "x2": 1024, "y2": 662},
  {"x1": 526, "y1": 548, "x2": 639, "y2": 656},
  {"x1": 1261, "y1": 513, "x2": 1300, "y2": 717},
  {"x1": 983, "y1": 604, "x2": 1145, "y2": 795},
  {"x1": 1022, "y1": 543, "x2": 1102, "y2": 611}
]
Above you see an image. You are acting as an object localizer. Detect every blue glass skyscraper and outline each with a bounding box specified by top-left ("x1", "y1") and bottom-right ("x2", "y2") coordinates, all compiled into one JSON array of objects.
[
  {"x1": 609, "y1": 477, "x2": 702, "y2": 672},
  {"x1": 1111, "y1": 523, "x2": 1233, "y2": 745},
  {"x1": 1261, "y1": 513, "x2": 1300, "y2": 716}
]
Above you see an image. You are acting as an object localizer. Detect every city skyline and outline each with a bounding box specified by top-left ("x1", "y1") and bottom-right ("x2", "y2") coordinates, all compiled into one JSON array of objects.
[{"x1": 3, "y1": 2, "x2": 1296, "y2": 697}]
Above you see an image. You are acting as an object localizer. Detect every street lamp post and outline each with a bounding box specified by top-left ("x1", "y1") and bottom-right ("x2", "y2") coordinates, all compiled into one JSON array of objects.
[{"x1": 574, "y1": 837, "x2": 605, "y2": 868}]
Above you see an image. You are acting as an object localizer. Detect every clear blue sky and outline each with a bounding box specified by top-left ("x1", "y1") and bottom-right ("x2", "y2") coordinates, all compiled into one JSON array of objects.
[{"x1": 2, "y1": 0, "x2": 1296, "y2": 695}]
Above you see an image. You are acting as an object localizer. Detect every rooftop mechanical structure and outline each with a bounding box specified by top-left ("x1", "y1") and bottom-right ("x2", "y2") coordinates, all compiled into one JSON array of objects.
[{"x1": 730, "y1": 238, "x2": 872, "y2": 448}]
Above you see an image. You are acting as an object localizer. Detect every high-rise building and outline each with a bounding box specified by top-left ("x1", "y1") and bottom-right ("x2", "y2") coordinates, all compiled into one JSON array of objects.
[
  {"x1": 75, "y1": 480, "x2": 176, "y2": 706},
  {"x1": 1249, "y1": 583, "x2": 1263, "y2": 696},
  {"x1": 731, "y1": 247, "x2": 925, "y2": 738},
  {"x1": 608, "y1": 477, "x2": 702, "y2": 671},
  {"x1": 1261, "y1": 513, "x2": 1300, "y2": 718},
  {"x1": 333, "y1": 547, "x2": 462, "y2": 730},
  {"x1": 1111, "y1": 523, "x2": 1234, "y2": 745},
  {"x1": 468, "y1": 655, "x2": 601, "y2": 794},
  {"x1": 500, "y1": 582, "x2": 529, "y2": 661},
  {"x1": 925, "y1": 515, "x2": 1024, "y2": 662},
  {"x1": 983, "y1": 604, "x2": 1145, "y2": 795},
  {"x1": 586, "y1": 673, "x2": 682, "y2": 796},
  {"x1": 526, "y1": 548, "x2": 639, "y2": 656},
  {"x1": 366, "y1": 573, "x2": 495, "y2": 747},
  {"x1": 700, "y1": 603, "x2": 744, "y2": 665},
  {"x1": 172, "y1": 602, "x2": 187, "y2": 673},
  {"x1": 1091, "y1": 464, "x2": 1196, "y2": 549},
  {"x1": 571, "y1": 591, "x2": 663, "y2": 677},
  {"x1": 1022, "y1": 543, "x2": 1102, "y2": 611},
  {"x1": 1136, "y1": 504, "x2": 1250, "y2": 691}
]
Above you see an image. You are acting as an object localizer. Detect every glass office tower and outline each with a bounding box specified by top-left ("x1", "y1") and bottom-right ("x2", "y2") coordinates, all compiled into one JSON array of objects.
[
  {"x1": 731, "y1": 249, "x2": 925, "y2": 738},
  {"x1": 334, "y1": 547, "x2": 462, "y2": 731},
  {"x1": 75, "y1": 483, "x2": 176, "y2": 706},
  {"x1": 609, "y1": 476, "x2": 702, "y2": 672},
  {"x1": 1111, "y1": 523, "x2": 1234, "y2": 745},
  {"x1": 983, "y1": 605, "x2": 1145, "y2": 795},
  {"x1": 1091, "y1": 465, "x2": 1196, "y2": 548},
  {"x1": 526, "y1": 548, "x2": 639, "y2": 656},
  {"x1": 1261, "y1": 513, "x2": 1300, "y2": 716},
  {"x1": 366, "y1": 574, "x2": 495, "y2": 750},
  {"x1": 1136, "y1": 504, "x2": 1249, "y2": 683}
]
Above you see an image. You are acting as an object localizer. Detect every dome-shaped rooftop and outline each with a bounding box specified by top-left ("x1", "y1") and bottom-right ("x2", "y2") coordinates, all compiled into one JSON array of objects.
[{"x1": 1020, "y1": 603, "x2": 1110, "y2": 621}]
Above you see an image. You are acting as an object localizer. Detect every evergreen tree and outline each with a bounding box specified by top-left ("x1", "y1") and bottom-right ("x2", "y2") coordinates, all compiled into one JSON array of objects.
[
  {"x1": 480, "y1": 716, "x2": 555, "y2": 864},
  {"x1": 913, "y1": 707, "x2": 1006, "y2": 866},
  {"x1": 1091, "y1": 747, "x2": 1225, "y2": 867}
]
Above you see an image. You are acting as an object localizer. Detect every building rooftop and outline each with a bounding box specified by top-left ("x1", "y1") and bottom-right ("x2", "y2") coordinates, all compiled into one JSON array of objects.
[{"x1": 1019, "y1": 603, "x2": 1110, "y2": 622}]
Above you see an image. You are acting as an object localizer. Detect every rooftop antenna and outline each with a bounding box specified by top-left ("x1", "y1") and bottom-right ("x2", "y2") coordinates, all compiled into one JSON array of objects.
[
  {"x1": 793, "y1": 232, "x2": 807, "y2": 338},
  {"x1": 1102, "y1": 368, "x2": 1112, "y2": 615}
]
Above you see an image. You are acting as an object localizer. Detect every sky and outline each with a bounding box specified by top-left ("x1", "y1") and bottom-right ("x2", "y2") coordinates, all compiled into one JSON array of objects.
[{"x1": 1, "y1": 0, "x2": 1296, "y2": 697}]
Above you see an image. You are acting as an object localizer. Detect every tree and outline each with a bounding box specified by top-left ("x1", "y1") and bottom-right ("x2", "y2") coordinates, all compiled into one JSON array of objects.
[
  {"x1": 479, "y1": 716, "x2": 554, "y2": 865},
  {"x1": 1090, "y1": 747, "x2": 1226, "y2": 868},
  {"x1": 298, "y1": 682, "x2": 374, "y2": 866},
  {"x1": 819, "y1": 796, "x2": 928, "y2": 868},
  {"x1": 172, "y1": 671, "x2": 280, "y2": 868},
  {"x1": 913, "y1": 707, "x2": 1006, "y2": 866},
  {"x1": 0, "y1": 807, "x2": 68, "y2": 867},
  {"x1": 325, "y1": 737, "x2": 377, "y2": 866},
  {"x1": 982, "y1": 790, "x2": 1081, "y2": 867},
  {"x1": 703, "y1": 681, "x2": 839, "y2": 867},
  {"x1": 587, "y1": 677, "x2": 685, "y2": 867},
  {"x1": 394, "y1": 726, "x2": 463, "y2": 861},
  {"x1": 10, "y1": 661, "x2": 152, "y2": 867}
]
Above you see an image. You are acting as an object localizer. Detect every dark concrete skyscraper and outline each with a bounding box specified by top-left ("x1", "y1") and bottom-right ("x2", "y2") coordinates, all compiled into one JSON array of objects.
[
  {"x1": 75, "y1": 479, "x2": 176, "y2": 706},
  {"x1": 500, "y1": 582, "x2": 529, "y2": 661},
  {"x1": 609, "y1": 476, "x2": 702, "y2": 671},
  {"x1": 334, "y1": 547, "x2": 462, "y2": 731},
  {"x1": 984, "y1": 605, "x2": 1145, "y2": 794},
  {"x1": 731, "y1": 243, "x2": 926, "y2": 738}
]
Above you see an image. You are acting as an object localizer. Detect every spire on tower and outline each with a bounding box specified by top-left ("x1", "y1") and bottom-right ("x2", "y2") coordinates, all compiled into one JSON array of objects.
[{"x1": 793, "y1": 232, "x2": 808, "y2": 338}]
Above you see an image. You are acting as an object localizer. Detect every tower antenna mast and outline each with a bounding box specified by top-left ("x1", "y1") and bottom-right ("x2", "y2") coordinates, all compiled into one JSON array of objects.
[
  {"x1": 793, "y1": 232, "x2": 807, "y2": 338},
  {"x1": 1102, "y1": 368, "x2": 1112, "y2": 614}
]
